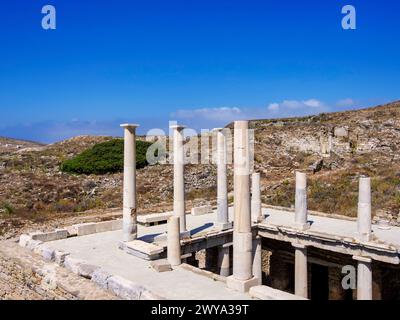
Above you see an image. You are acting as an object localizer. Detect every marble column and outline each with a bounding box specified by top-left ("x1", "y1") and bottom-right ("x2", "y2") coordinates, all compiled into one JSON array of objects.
[
  {"x1": 214, "y1": 128, "x2": 232, "y2": 230},
  {"x1": 120, "y1": 124, "x2": 139, "y2": 242},
  {"x1": 252, "y1": 236, "x2": 262, "y2": 285},
  {"x1": 293, "y1": 243, "x2": 308, "y2": 298},
  {"x1": 167, "y1": 216, "x2": 181, "y2": 266},
  {"x1": 227, "y1": 120, "x2": 258, "y2": 292},
  {"x1": 171, "y1": 124, "x2": 187, "y2": 233},
  {"x1": 295, "y1": 171, "x2": 309, "y2": 230},
  {"x1": 353, "y1": 255, "x2": 372, "y2": 300},
  {"x1": 218, "y1": 245, "x2": 230, "y2": 277},
  {"x1": 358, "y1": 176, "x2": 372, "y2": 242},
  {"x1": 251, "y1": 173, "x2": 262, "y2": 223}
]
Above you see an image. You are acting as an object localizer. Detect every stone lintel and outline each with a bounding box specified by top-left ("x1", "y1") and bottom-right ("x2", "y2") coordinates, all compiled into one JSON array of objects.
[{"x1": 214, "y1": 222, "x2": 233, "y2": 231}]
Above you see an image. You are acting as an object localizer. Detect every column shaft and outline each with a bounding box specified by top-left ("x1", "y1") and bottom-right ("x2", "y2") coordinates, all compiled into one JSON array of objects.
[
  {"x1": 252, "y1": 236, "x2": 262, "y2": 285},
  {"x1": 294, "y1": 244, "x2": 308, "y2": 298},
  {"x1": 358, "y1": 176, "x2": 372, "y2": 241},
  {"x1": 295, "y1": 171, "x2": 308, "y2": 229},
  {"x1": 172, "y1": 125, "x2": 187, "y2": 232},
  {"x1": 355, "y1": 257, "x2": 372, "y2": 300},
  {"x1": 216, "y1": 129, "x2": 229, "y2": 226},
  {"x1": 167, "y1": 216, "x2": 181, "y2": 266},
  {"x1": 121, "y1": 124, "x2": 139, "y2": 242},
  {"x1": 251, "y1": 173, "x2": 262, "y2": 222},
  {"x1": 218, "y1": 246, "x2": 230, "y2": 277},
  {"x1": 232, "y1": 120, "x2": 252, "y2": 280}
]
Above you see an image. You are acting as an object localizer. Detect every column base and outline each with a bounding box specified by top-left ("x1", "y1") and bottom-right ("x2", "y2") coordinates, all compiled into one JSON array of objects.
[
  {"x1": 226, "y1": 276, "x2": 259, "y2": 293},
  {"x1": 294, "y1": 223, "x2": 310, "y2": 231},
  {"x1": 214, "y1": 222, "x2": 233, "y2": 231}
]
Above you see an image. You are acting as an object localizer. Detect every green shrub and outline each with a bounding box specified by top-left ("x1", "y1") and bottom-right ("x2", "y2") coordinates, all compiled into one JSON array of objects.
[{"x1": 60, "y1": 139, "x2": 152, "y2": 175}]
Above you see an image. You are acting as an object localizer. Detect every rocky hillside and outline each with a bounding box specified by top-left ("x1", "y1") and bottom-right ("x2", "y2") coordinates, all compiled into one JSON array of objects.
[
  {"x1": 250, "y1": 100, "x2": 400, "y2": 223},
  {"x1": 0, "y1": 101, "x2": 399, "y2": 239}
]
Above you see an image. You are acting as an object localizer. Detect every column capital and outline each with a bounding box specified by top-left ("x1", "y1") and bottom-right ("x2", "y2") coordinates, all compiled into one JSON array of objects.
[
  {"x1": 170, "y1": 124, "x2": 186, "y2": 131},
  {"x1": 353, "y1": 255, "x2": 372, "y2": 263},
  {"x1": 120, "y1": 123, "x2": 139, "y2": 129},
  {"x1": 213, "y1": 127, "x2": 224, "y2": 132},
  {"x1": 292, "y1": 242, "x2": 307, "y2": 249}
]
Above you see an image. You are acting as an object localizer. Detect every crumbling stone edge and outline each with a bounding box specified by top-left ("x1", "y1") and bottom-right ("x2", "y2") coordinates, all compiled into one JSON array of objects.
[{"x1": 18, "y1": 226, "x2": 166, "y2": 300}]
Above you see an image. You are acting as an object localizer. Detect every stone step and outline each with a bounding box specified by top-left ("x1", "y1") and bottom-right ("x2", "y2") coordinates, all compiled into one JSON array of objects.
[{"x1": 121, "y1": 240, "x2": 164, "y2": 260}]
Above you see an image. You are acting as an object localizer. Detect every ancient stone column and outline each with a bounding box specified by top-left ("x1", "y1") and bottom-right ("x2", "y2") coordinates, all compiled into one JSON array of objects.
[
  {"x1": 293, "y1": 243, "x2": 308, "y2": 298},
  {"x1": 218, "y1": 245, "x2": 230, "y2": 277},
  {"x1": 171, "y1": 124, "x2": 187, "y2": 233},
  {"x1": 358, "y1": 176, "x2": 372, "y2": 242},
  {"x1": 120, "y1": 124, "x2": 139, "y2": 242},
  {"x1": 251, "y1": 172, "x2": 262, "y2": 223},
  {"x1": 353, "y1": 255, "x2": 372, "y2": 300},
  {"x1": 167, "y1": 216, "x2": 181, "y2": 266},
  {"x1": 227, "y1": 120, "x2": 258, "y2": 292},
  {"x1": 213, "y1": 128, "x2": 232, "y2": 230},
  {"x1": 252, "y1": 236, "x2": 262, "y2": 285},
  {"x1": 295, "y1": 171, "x2": 309, "y2": 230}
]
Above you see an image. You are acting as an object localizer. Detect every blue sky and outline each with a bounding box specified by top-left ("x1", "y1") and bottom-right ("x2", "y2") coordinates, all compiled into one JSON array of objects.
[{"x1": 0, "y1": 0, "x2": 399, "y2": 143}]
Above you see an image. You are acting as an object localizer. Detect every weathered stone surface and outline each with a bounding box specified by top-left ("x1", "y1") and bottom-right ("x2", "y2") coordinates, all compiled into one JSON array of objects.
[
  {"x1": 41, "y1": 246, "x2": 56, "y2": 262},
  {"x1": 74, "y1": 223, "x2": 97, "y2": 236},
  {"x1": 54, "y1": 250, "x2": 69, "y2": 265},
  {"x1": 91, "y1": 268, "x2": 112, "y2": 290},
  {"x1": 137, "y1": 212, "x2": 172, "y2": 225},
  {"x1": 191, "y1": 205, "x2": 213, "y2": 216},
  {"x1": 64, "y1": 256, "x2": 85, "y2": 274},
  {"x1": 63, "y1": 256, "x2": 99, "y2": 279},
  {"x1": 19, "y1": 234, "x2": 31, "y2": 247},
  {"x1": 107, "y1": 275, "x2": 145, "y2": 300},
  {"x1": 0, "y1": 240, "x2": 116, "y2": 300},
  {"x1": 150, "y1": 259, "x2": 172, "y2": 272},
  {"x1": 125, "y1": 240, "x2": 164, "y2": 256},
  {"x1": 30, "y1": 229, "x2": 68, "y2": 242},
  {"x1": 249, "y1": 285, "x2": 307, "y2": 300}
]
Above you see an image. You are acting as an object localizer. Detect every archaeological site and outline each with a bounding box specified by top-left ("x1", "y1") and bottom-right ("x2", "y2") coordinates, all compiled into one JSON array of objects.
[{"x1": 2, "y1": 103, "x2": 400, "y2": 301}]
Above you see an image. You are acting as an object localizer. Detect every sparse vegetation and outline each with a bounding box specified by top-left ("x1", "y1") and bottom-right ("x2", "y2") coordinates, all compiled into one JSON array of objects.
[{"x1": 60, "y1": 139, "x2": 152, "y2": 175}]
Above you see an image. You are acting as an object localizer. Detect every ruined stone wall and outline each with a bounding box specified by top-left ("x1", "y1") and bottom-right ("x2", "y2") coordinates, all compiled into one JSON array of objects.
[{"x1": 0, "y1": 241, "x2": 115, "y2": 300}]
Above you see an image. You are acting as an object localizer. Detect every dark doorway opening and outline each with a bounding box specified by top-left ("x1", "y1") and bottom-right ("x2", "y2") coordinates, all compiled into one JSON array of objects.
[{"x1": 311, "y1": 264, "x2": 329, "y2": 300}]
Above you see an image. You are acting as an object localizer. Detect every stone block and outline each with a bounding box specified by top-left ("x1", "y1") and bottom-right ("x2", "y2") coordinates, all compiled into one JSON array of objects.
[
  {"x1": 19, "y1": 234, "x2": 31, "y2": 247},
  {"x1": 41, "y1": 246, "x2": 56, "y2": 261},
  {"x1": 137, "y1": 212, "x2": 172, "y2": 225},
  {"x1": 64, "y1": 256, "x2": 84, "y2": 274},
  {"x1": 124, "y1": 240, "x2": 164, "y2": 260},
  {"x1": 111, "y1": 219, "x2": 123, "y2": 230},
  {"x1": 95, "y1": 221, "x2": 115, "y2": 233},
  {"x1": 78, "y1": 263, "x2": 100, "y2": 279},
  {"x1": 226, "y1": 275, "x2": 259, "y2": 293},
  {"x1": 191, "y1": 205, "x2": 213, "y2": 216},
  {"x1": 91, "y1": 268, "x2": 112, "y2": 290},
  {"x1": 249, "y1": 285, "x2": 307, "y2": 300},
  {"x1": 74, "y1": 223, "x2": 97, "y2": 236},
  {"x1": 30, "y1": 229, "x2": 68, "y2": 242},
  {"x1": 107, "y1": 275, "x2": 145, "y2": 300},
  {"x1": 150, "y1": 259, "x2": 172, "y2": 272},
  {"x1": 54, "y1": 250, "x2": 69, "y2": 265},
  {"x1": 26, "y1": 239, "x2": 43, "y2": 251}
]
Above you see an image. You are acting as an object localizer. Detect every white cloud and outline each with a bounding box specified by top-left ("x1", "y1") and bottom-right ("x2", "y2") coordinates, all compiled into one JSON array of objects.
[
  {"x1": 267, "y1": 99, "x2": 327, "y2": 116},
  {"x1": 172, "y1": 107, "x2": 242, "y2": 121},
  {"x1": 336, "y1": 98, "x2": 355, "y2": 107}
]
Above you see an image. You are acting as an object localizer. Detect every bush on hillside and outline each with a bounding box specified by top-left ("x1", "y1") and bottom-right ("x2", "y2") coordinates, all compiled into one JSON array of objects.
[{"x1": 60, "y1": 139, "x2": 152, "y2": 175}]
